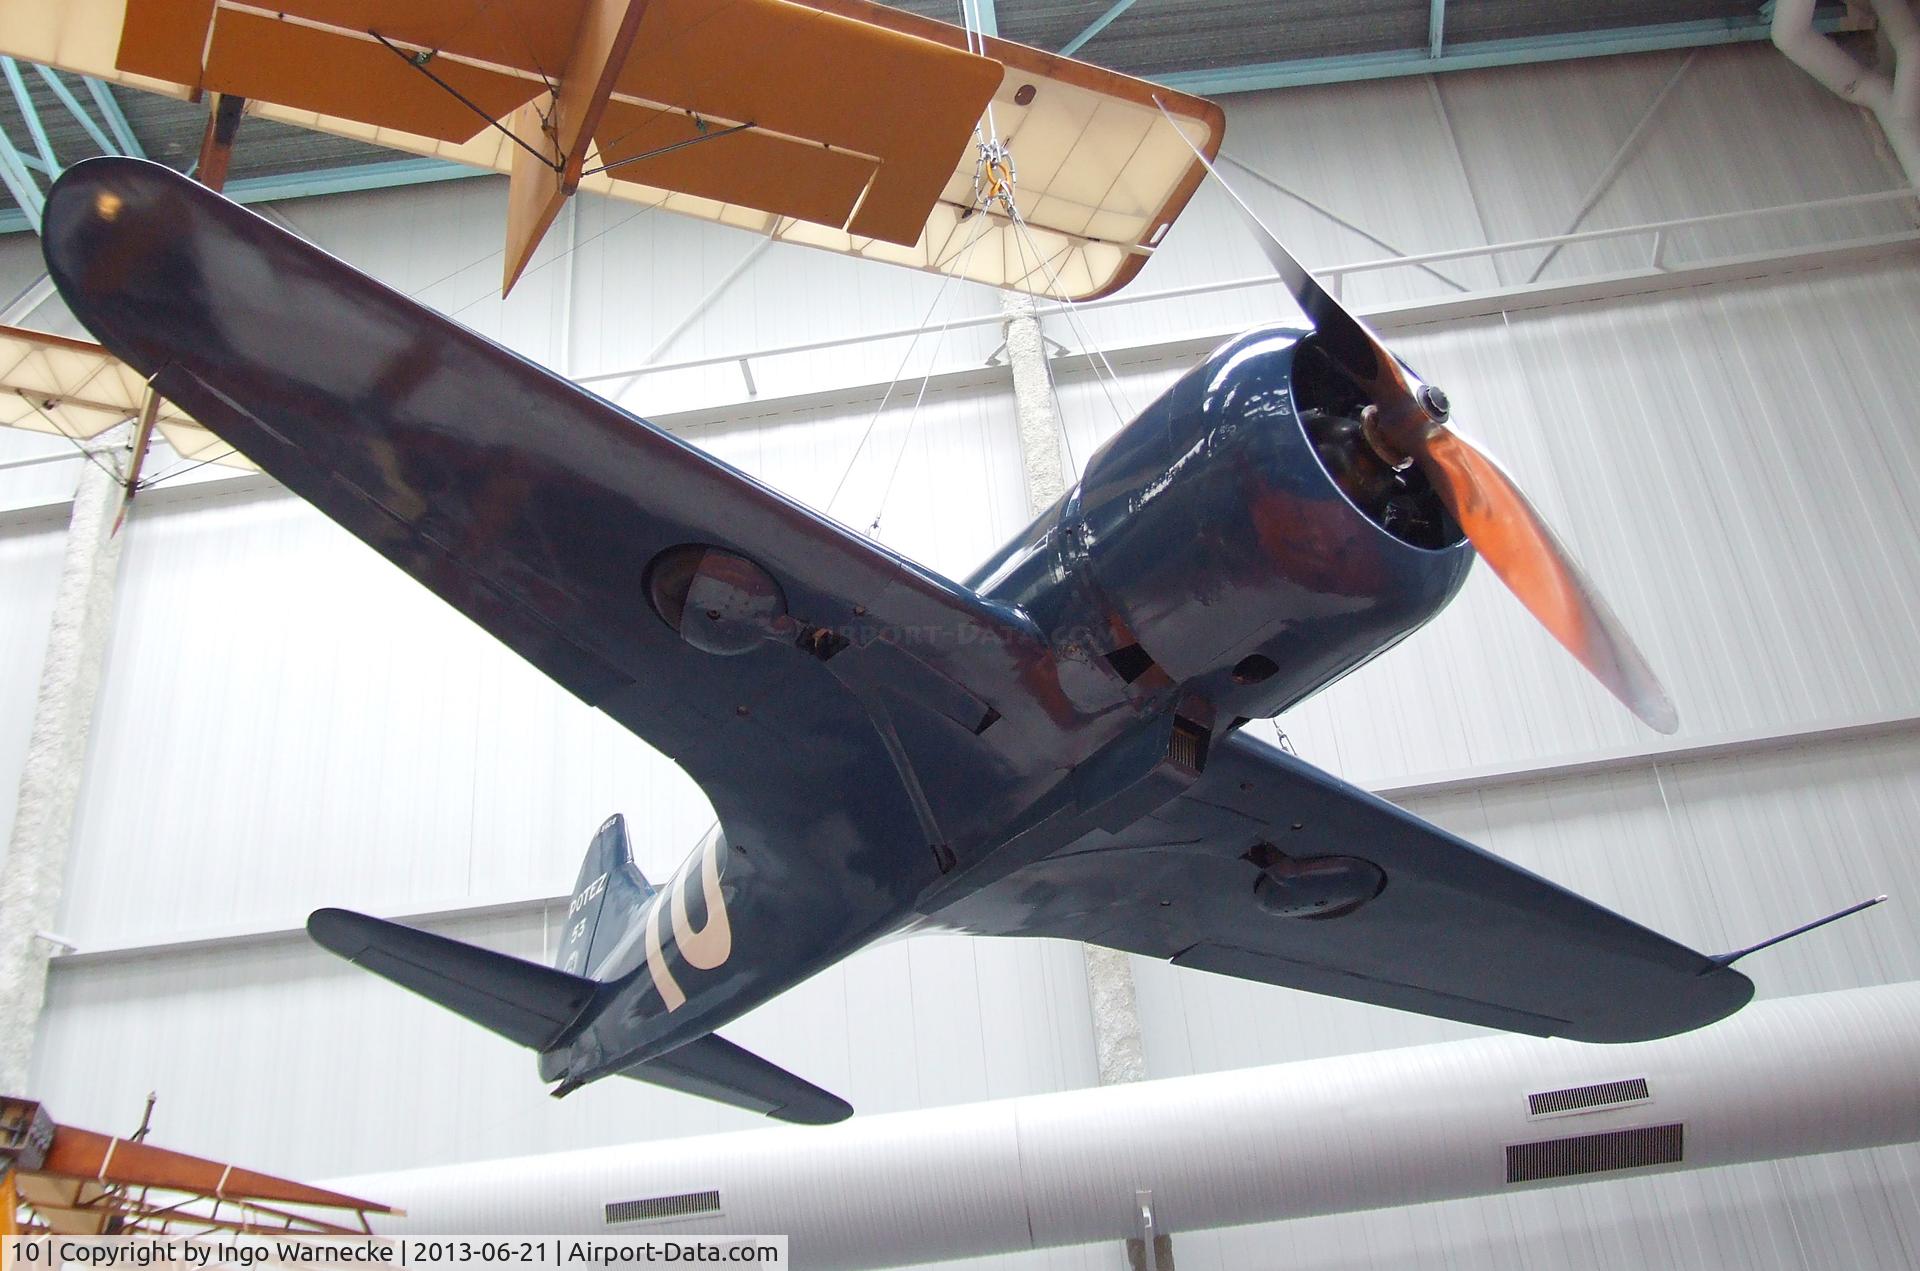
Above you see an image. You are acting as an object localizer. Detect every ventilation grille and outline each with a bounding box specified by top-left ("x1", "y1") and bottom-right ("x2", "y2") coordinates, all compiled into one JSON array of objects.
[
  {"x1": 1528, "y1": 1077, "x2": 1651, "y2": 1118},
  {"x1": 1168, "y1": 716, "x2": 1210, "y2": 771},
  {"x1": 1506, "y1": 1123, "x2": 1683, "y2": 1184},
  {"x1": 605, "y1": 1190, "x2": 722, "y2": 1226}
]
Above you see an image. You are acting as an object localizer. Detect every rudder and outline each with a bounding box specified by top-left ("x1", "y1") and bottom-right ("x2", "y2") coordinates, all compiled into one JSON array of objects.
[{"x1": 556, "y1": 813, "x2": 655, "y2": 978}]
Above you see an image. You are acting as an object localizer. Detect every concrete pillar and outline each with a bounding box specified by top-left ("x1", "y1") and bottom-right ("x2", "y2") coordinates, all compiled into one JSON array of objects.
[
  {"x1": 999, "y1": 290, "x2": 1149, "y2": 1089},
  {"x1": 0, "y1": 426, "x2": 131, "y2": 1092},
  {"x1": 1001, "y1": 291, "x2": 1067, "y2": 518}
]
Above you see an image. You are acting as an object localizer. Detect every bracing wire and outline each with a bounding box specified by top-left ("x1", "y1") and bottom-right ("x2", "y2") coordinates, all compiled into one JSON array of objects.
[
  {"x1": 959, "y1": 0, "x2": 999, "y2": 142},
  {"x1": 578, "y1": 0, "x2": 760, "y2": 160},
  {"x1": 1006, "y1": 202, "x2": 1137, "y2": 429},
  {"x1": 1001, "y1": 208, "x2": 1081, "y2": 479},
  {"x1": 865, "y1": 211, "x2": 997, "y2": 537},
  {"x1": 436, "y1": 195, "x2": 666, "y2": 319},
  {"x1": 1012, "y1": 208, "x2": 1136, "y2": 415},
  {"x1": 383, "y1": 0, "x2": 765, "y2": 310},
  {"x1": 372, "y1": 32, "x2": 559, "y2": 172},
  {"x1": 823, "y1": 206, "x2": 998, "y2": 519},
  {"x1": 468, "y1": 0, "x2": 560, "y2": 99},
  {"x1": 18, "y1": 396, "x2": 129, "y2": 488},
  {"x1": 139, "y1": 443, "x2": 243, "y2": 490}
]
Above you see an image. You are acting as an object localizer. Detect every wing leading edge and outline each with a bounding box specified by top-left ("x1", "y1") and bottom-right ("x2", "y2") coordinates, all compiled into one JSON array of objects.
[
  {"x1": 41, "y1": 158, "x2": 1065, "y2": 853},
  {"x1": 938, "y1": 730, "x2": 1752, "y2": 1043}
]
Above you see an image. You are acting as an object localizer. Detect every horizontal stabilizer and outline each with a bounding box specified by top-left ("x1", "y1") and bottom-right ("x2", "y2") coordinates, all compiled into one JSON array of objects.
[
  {"x1": 309, "y1": 908, "x2": 598, "y2": 1051},
  {"x1": 620, "y1": 1034, "x2": 852, "y2": 1125}
]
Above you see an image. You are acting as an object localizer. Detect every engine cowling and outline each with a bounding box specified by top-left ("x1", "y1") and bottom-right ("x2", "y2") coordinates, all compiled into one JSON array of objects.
[{"x1": 973, "y1": 325, "x2": 1473, "y2": 725}]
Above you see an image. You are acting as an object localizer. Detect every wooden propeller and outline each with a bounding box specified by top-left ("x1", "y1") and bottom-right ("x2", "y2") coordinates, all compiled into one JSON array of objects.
[{"x1": 1158, "y1": 103, "x2": 1678, "y2": 734}]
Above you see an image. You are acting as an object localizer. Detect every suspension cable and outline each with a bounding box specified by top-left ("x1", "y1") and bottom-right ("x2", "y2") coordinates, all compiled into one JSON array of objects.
[
  {"x1": 822, "y1": 205, "x2": 997, "y2": 519},
  {"x1": 1006, "y1": 202, "x2": 1137, "y2": 426},
  {"x1": 865, "y1": 213, "x2": 996, "y2": 537}
]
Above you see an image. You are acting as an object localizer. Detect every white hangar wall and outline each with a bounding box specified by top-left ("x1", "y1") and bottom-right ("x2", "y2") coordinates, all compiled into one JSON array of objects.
[{"x1": 2, "y1": 37, "x2": 1916, "y2": 1271}]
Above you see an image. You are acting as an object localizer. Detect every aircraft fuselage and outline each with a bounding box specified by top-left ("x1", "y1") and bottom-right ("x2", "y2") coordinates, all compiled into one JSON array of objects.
[{"x1": 541, "y1": 325, "x2": 1475, "y2": 1089}]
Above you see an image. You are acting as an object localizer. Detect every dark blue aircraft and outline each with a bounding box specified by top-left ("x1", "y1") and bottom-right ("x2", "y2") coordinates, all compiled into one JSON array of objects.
[{"x1": 44, "y1": 157, "x2": 1794, "y2": 1124}]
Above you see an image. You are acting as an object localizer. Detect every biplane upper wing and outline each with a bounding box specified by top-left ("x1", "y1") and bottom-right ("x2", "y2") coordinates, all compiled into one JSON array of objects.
[
  {"x1": 42, "y1": 157, "x2": 1064, "y2": 852},
  {"x1": 937, "y1": 729, "x2": 1754, "y2": 1043},
  {"x1": 5, "y1": 0, "x2": 1223, "y2": 298}
]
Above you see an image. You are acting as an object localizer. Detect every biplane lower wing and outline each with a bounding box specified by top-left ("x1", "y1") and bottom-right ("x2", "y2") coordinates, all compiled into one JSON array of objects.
[{"x1": 940, "y1": 731, "x2": 1754, "y2": 1043}]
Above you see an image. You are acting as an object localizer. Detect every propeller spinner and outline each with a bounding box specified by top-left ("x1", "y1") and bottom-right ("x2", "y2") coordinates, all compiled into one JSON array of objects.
[{"x1": 1157, "y1": 103, "x2": 1678, "y2": 734}]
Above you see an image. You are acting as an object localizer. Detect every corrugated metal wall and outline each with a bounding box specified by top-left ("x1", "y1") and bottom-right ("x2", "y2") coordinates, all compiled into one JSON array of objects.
[{"x1": 7, "y1": 39, "x2": 1918, "y2": 1270}]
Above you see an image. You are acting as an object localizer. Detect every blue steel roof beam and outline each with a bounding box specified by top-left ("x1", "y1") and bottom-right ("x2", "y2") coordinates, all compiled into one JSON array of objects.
[
  {"x1": 1428, "y1": 0, "x2": 1446, "y2": 59},
  {"x1": 1159, "y1": 13, "x2": 1857, "y2": 95},
  {"x1": 0, "y1": 122, "x2": 44, "y2": 231},
  {"x1": 1, "y1": 59, "x2": 60, "y2": 177},
  {"x1": 34, "y1": 66, "x2": 118, "y2": 156},
  {"x1": 970, "y1": 0, "x2": 998, "y2": 41},
  {"x1": 1060, "y1": 0, "x2": 1143, "y2": 57},
  {"x1": 82, "y1": 79, "x2": 144, "y2": 159},
  {"x1": 0, "y1": 155, "x2": 486, "y2": 233},
  {"x1": 212, "y1": 157, "x2": 489, "y2": 203}
]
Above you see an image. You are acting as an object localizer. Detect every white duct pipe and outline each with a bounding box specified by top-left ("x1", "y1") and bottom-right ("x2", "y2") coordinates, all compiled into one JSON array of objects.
[
  {"x1": 1774, "y1": 0, "x2": 1920, "y2": 185},
  {"x1": 340, "y1": 983, "x2": 1920, "y2": 1260},
  {"x1": 335, "y1": 983, "x2": 1920, "y2": 1267}
]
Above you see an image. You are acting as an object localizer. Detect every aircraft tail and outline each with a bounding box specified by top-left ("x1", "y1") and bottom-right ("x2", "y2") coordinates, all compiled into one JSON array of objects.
[
  {"x1": 306, "y1": 815, "x2": 853, "y2": 1123},
  {"x1": 555, "y1": 813, "x2": 656, "y2": 978},
  {"x1": 307, "y1": 908, "x2": 598, "y2": 1050}
]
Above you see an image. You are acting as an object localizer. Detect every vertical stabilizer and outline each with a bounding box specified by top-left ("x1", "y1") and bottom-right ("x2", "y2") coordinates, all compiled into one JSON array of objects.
[{"x1": 555, "y1": 814, "x2": 655, "y2": 978}]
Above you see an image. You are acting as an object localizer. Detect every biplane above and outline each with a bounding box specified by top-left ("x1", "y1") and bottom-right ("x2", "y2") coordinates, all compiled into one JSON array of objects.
[
  {"x1": 1, "y1": 1095, "x2": 393, "y2": 1236},
  {"x1": 2, "y1": 0, "x2": 1225, "y2": 296},
  {"x1": 0, "y1": 323, "x2": 247, "y2": 468}
]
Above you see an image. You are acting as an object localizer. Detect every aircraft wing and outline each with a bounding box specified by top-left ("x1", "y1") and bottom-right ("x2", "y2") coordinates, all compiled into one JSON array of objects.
[
  {"x1": 42, "y1": 157, "x2": 1061, "y2": 856},
  {"x1": 0, "y1": 323, "x2": 252, "y2": 467},
  {"x1": 939, "y1": 730, "x2": 1753, "y2": 1043}
]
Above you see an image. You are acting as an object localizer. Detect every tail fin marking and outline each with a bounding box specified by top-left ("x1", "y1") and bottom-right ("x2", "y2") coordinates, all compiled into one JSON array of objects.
[{"x1": 557, "y1": 813, "x2": 656, "y2": 978}]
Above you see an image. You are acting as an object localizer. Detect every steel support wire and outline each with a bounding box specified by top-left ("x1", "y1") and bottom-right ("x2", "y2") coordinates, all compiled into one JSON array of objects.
[{"x1": 823, "y1": 205, "x2": 998, "y2": 520}]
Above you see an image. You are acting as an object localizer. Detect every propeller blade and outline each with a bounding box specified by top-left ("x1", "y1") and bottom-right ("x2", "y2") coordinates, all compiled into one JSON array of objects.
[
  {"x1": 1154, "y1": 99, "x2": 1679, "y2": 733},
  {"x1": 1409, "y1": 425, "x2": 1679, "y2": 733},
  {"x1": 1153, "y1": 98, "x2": 1382, "y2": 383}
]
